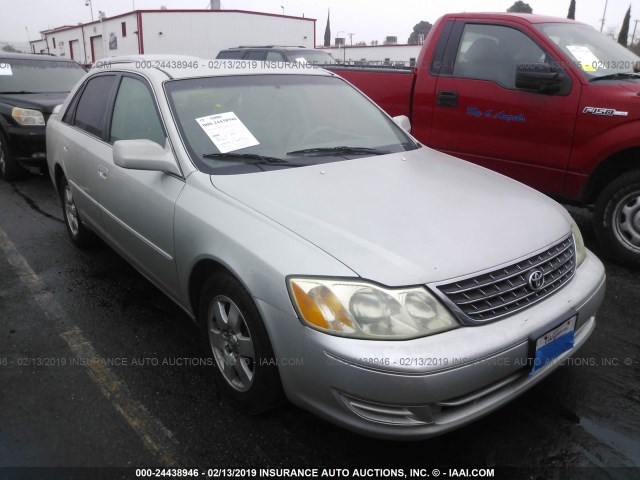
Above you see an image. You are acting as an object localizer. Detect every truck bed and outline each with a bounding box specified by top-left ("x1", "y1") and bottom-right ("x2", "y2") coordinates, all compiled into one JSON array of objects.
[{"x1": 327, "y1": 66, "x2": 414, "y2": 118}]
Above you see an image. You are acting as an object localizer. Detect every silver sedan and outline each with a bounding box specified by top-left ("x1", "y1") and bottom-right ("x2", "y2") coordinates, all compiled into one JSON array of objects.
[{"x1": 46, "y1": 56, "x2": 606, "y2": 439}]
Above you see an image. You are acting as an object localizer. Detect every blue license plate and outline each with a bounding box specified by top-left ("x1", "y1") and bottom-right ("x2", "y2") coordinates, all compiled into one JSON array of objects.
[{"x1": 531, "y1": 316, "x2": 576, "y2": 374}]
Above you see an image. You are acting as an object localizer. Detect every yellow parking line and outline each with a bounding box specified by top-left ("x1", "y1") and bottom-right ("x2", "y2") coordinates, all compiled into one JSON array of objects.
[{"x1": 0, "y1": 226, "x2": 180, "y2": 466}]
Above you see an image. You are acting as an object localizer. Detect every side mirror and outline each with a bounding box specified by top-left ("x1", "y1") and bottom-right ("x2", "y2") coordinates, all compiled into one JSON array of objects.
[
  {"x1": 52, "y1": 104, "x2": 63, "y2": 115},
  {"x1": 393, "y1": 115, "x2": 412, "y2": 133},
  {"x1": 516, "y1": 63, "x2": 566, "y2": 94},
  {"x1": 113, "y1": 139, "x2": 181, "y2": 176}
]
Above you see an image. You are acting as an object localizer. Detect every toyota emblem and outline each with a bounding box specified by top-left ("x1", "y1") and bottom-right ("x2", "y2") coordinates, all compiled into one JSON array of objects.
[{"x1": 527, "y1": 270, "x2": 545, "y2": 291}]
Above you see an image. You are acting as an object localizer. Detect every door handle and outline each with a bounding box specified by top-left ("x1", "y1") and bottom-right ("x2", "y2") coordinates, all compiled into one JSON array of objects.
[
  {"x1": 97, "y1": 165, "x2": 109, "y2": 180},
  {"x1": 436, "y1": 91, "x2": 459, "y2": 108}
]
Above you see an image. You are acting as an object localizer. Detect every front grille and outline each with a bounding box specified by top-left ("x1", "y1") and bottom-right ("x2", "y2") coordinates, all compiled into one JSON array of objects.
[{"x1": 435, "y1": 236, "x2": 576, "y2": 323}]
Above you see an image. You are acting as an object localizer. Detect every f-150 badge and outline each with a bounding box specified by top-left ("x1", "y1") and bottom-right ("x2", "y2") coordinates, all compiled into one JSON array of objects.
[{"x1": 583, "y1": 107, "x2": 628, "y2": 116}]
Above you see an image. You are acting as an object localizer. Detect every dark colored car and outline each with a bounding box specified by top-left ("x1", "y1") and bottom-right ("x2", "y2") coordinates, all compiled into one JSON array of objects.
[
  {"x1": 0, "y1": 53, "x2": 86, "y2": 180},
  {"x1": 216, "y1": 45, "x2": 336, "y2": 64}
]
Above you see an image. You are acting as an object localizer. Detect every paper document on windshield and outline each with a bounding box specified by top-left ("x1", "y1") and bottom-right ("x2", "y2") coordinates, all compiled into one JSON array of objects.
[
  {"x1": 0, "y1": 63, "x2": 13, "y2": 75},
  {"x1": 566, "y1": 45, "x2": 598, "y2": 72},
  {"x1": 196, "y1": 112, "x2": 259, "y2": 154}
]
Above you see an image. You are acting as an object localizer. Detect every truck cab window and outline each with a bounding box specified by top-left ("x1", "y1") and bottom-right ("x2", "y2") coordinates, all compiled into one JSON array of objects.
[{"x1": 453, "y1": 24, "x2": 547, "y2": 89}]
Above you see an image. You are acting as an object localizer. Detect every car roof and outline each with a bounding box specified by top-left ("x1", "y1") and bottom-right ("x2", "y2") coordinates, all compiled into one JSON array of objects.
[
  {"x1": 0, "y1": 52, "x2": 80, "y2": 62},
  {"x1": 90, "y1": 54, "x2": 335, "y2": 81}
]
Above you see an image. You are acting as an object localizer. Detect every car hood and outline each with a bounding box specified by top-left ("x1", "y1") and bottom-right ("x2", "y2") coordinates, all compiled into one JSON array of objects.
[
  {"x1": 0, "y1": 92, "x2": 69, "y2": 113},
  {"x1": 210, "y1": 148, "x2": 572, "y2": 285}
]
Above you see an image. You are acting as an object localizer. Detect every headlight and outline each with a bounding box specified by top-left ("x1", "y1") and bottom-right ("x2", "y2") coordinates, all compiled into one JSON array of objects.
[
  {"x1": 12, "y1": 107, "x2": 45, "y2": 126},
  {"x1": 571, "y1": 221, "x2": 586, "y2": 267},
  {"x1": 288, "y1": 278, "x2": 459, "y2": 340}
]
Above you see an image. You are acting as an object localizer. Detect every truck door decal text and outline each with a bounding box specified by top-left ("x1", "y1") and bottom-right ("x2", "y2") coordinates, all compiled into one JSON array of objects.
[{"x1": 466, "y1": 106, "x2": 526, "y2": 123}]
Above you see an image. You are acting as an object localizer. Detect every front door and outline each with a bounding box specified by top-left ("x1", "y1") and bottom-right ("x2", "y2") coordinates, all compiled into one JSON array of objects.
[
  {"x1": 96, "y1": 74, "x2": 185, "y2": 298},
  {"x1": 429, "y1": 21, "x2": 581, "y2": 195}
]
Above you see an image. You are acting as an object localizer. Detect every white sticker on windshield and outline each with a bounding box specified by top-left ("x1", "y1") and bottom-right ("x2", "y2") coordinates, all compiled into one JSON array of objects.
[
  {"x1": 195, "y1": 112, "x2": 259, "y2": 154},
  {"x1": 294, "y1": 57, "x2": 308, "y2": 64},
  {"x1": 567, "y1": 45, "x2": 598, "y2": 72},
  {"x1": 0, "y1": 63, "x2": 13, "y2": 75}
]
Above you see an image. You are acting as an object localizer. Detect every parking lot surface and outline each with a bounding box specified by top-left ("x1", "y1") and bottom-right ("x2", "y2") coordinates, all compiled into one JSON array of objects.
[{"x1": 0, "y1": 175, "x2": 639, "y2": 479}]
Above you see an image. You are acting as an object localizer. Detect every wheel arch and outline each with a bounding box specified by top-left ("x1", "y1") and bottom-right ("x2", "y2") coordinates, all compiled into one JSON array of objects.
[
  {"x1": 53, "y1": 163, "x2": 66, "y2": 195},
  {"x1": 188, "y1": 258, "x2": 240, "y2": 325},
  {"x1": 582, "y1": 147, "x2": 640, "y2": 204}
]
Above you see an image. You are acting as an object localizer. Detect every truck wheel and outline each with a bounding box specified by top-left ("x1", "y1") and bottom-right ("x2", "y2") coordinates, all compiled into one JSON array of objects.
[
  {"x1": 0, "y1": 132, "x2": 23, "y2": 181},
  {"x1": 59, "y1": 175, "x2": 92, "y2": 248},
  {"x1": 594, "y1": 171, "x2": 640, "y2": 268},
  {"x1": 199, "y1": 272, "x2": 284, "y2": 414}
]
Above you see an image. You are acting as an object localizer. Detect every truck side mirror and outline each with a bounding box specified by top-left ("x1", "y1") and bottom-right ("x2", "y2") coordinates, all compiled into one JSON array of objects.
[{"x1": 515, "y1": 63, "x2": 567, "y2": 95}]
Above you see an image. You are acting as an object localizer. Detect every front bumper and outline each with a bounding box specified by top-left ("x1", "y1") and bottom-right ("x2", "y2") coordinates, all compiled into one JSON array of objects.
[
  {"x1": 259, "y1": 250, "x2": 605, "y2": 440},
  {"x1": 4, "y1": 124, "x2": 47, "y2": 168}
]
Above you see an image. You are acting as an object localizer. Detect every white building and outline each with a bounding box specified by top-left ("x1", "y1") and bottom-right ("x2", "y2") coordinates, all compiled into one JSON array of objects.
[{"x1": 29, "y1": 9, "x2": 316, "y2": 64}]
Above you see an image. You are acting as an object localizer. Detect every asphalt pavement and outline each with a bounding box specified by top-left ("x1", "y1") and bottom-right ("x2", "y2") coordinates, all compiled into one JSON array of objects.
[{"x1": 0, "y1": 174, "x2": 639, "y2": 480}]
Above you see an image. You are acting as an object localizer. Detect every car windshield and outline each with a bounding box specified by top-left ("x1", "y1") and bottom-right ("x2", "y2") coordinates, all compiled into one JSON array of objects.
[
  {"x1": 0, "y1": 58, "x2": 86, "y2": 93},
  {"x1": 289, "y1": 51, "x2": 337, "y2": 65},
  {"x1": 536, "y1": 23, "x2": 640, "y2": 80},
  {"x1": 165, "y1": 74, "x2": 417, "y2": 174}
]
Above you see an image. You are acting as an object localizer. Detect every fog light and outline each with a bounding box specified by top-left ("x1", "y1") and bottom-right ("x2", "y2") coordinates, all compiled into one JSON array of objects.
[{"x1": 338, "y1": 392, "x2": 435, "y2": 426}]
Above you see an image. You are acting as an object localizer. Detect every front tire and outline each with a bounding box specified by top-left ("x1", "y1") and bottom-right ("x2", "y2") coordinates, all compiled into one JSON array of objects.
[
  {"x1": 59, "y1": 175, "x2": 92, "y2": 248},
  {"x1": 199, "y1": 272, "x2": 283, "y2": 414},
  {"x1": 594, "y1": 171, "x2": 640, "y2": 268}
]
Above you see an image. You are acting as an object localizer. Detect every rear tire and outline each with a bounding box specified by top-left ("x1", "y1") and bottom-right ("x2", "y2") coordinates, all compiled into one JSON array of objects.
[
  {"x1": 199, "y1": 272, "x2": 284, "y2": 414},
  {"x1": 594, "y1": 171, "x2": 640, "y2": 268},
  {"x1": 0, "y1": 132, "x2": 23, "y2": 181},
  {"x1": 59, "y1": 175, "x2": 92, "y2": 248}
]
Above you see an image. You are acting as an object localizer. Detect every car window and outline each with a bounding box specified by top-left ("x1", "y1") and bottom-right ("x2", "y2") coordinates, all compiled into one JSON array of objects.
[
  {"x1": 287, "y1": 50, "x2": 337, "y2": 65},
  {"x1": 216, "y1": 50, "x2": 242, "y2": 59},
  {"x1": 537, "y1": 22, "x2": 640, "y2": 79},
  {"x1": 110, "y1": 76, "x2": 166, "y2": 146},
  {"x1": 245, "y1": 51, "x2": 266, "y2": 60},
  {"x1": 266, "y1": 51, "x2": 286, "y2": 61},
  {"x1": 165, "y1": 74, "x2": 418, "y2": 175},
  {"x1": 73, "y1": 75, "x2": 118, "y2": 137},
  {"x1": 452, "y1": 24, "x2": 547, "y2": 88},
  {"x1": 0, "y1": 58, "x2": 85, "y2": 94}
]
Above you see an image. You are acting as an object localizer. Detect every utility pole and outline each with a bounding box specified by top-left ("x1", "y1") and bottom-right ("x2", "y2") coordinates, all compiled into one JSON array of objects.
[
  {"x1": 600, "y1": 0, "x2": 609, "y2": 32},
  {"x1": 632, "y1": 19, "x2": 640, "y2": 45},
  {"x1": 85, "y1": 0, "x2": 94, "y2": 22},
  {"x1": 348, "y1": 33, "x2": 355, "y2": 45}
]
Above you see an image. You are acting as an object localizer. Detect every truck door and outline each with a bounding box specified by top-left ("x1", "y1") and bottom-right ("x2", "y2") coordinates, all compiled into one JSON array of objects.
[{"x1": 428, "y1": 22, "x2": 581, "y2": 195}]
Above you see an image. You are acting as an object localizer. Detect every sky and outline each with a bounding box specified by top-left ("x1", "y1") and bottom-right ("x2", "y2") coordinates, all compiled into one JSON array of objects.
[{"x1": 2, "y1": 0, "x2": 640, "y2": 47}]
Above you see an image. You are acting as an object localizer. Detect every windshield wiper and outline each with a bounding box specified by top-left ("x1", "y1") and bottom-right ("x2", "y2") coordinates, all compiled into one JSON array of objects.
[
  {"x1": 590, "y1": 72, "x2": 640, "y2": 82},
  {"x1": 202, "y1": 152, "x2": 305, "y2": 167},
  {"x1": 203, "y1": 152, "x2": 287, "y2": 162},
  {"x1": 286, "y1": 146, "x2": 389, "y2": 156},
  {"x1": 0, "y1": 91, "x2": 36, "y2": 94}
]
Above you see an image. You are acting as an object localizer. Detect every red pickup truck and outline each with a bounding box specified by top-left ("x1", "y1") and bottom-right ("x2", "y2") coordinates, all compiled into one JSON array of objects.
[{"x1": 330, "y1": 12, "x2": 640, "y2": 267}]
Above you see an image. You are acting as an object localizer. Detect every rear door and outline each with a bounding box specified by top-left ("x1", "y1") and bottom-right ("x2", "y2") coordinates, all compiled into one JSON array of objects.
[
  {"x1": 60, "y1": 74, "x2": 119, "y2": 232},
  {"x1": 429, "y1": 21, "x2": 581, "y2": 194}
]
